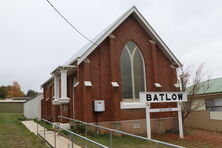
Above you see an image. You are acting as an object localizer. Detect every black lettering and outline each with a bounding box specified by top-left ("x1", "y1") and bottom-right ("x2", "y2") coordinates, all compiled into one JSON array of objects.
[
  {"x1": 153, "y1": 94, "x2": 158, "y2": 101},
  {"x1": 172, "y1": 94, "x2": 177, "y2": 100},
  {"x1": 178, "y1": 94, "x2": 183, "y2": 100},
  {"x1": 146, "y1": 94, "x2": 152, "y2": 101},
  {"x1": 166, "y1": 94, "x2": 171, "y2": 100},
  {"x1": 159, "y1": 94, "x2": 164, "y2": 101}
]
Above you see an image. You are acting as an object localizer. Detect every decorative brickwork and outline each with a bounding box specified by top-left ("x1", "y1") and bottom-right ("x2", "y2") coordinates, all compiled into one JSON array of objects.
[{"x1": 41, "y1": 14, "x2": 179, "y2": 124}]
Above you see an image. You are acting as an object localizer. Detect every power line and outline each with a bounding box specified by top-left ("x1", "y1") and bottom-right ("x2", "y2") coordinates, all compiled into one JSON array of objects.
[{"x1": 45, "y1": 0, "x2": 97, "y2": 45}]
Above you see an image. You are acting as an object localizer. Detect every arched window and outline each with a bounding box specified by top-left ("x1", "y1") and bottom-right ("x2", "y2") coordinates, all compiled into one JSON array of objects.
[{"x1": 121, "y1": 41, "x2": 146, "y2": 100}]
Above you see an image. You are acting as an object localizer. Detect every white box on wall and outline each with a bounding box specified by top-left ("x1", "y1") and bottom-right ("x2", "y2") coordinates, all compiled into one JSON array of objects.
[{"x1": 94, "y1": 100, "x2": 105, "y2": 112}]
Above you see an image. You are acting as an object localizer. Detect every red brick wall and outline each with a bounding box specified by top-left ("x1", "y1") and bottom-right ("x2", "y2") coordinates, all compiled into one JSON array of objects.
[
  {"x1": 41, "y1": 87, "x2": 47, "y2": 118},
  {"x1": 41, "y1": 83, "x2": 54, "y2": 121},
  {"x1": 75, "y1": 15, "x2": 179, "y2": 123},
  {"x1": 42, "y1": 14, "x2": 179, "y2": 123},
  {"x1": 67, "y1": 74, "x2": 74, "y2": 118}
]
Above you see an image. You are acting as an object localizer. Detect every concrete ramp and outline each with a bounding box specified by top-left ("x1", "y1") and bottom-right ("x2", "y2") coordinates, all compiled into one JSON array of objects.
[{"x1": 22, "y1": 120, "x2": 81, "y2": 148}]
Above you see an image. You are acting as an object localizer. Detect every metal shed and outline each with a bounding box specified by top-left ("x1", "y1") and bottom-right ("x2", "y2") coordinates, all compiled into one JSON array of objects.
[{"x1": 0, "y1": 100, "x2": 26, "y2": 114}]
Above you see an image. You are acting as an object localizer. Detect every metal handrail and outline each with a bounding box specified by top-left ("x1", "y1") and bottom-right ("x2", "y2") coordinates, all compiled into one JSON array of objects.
[
  {"x1": 40, "y1": 118, "x2": 108, "y2": 148},
  {"x1": 59, "y1": 116, "x2": 185, "y2": 148}
]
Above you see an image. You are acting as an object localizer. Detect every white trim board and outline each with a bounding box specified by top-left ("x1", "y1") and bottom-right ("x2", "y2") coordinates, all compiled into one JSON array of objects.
[{"x1": 120, "y1": 101, "x2": 146, "y2": 109}]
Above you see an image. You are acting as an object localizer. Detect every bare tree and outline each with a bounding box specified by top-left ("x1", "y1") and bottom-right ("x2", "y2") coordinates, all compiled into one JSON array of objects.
[{"x1": 177, "y1": 63, "x2": 210, "y2": 120}]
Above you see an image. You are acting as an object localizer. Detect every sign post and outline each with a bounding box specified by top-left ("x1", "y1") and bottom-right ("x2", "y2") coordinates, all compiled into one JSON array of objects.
[
  {"x1": 145, "y1": 103, "x2": 151, "y2": 139},
  {"x1": 177, "y1": 102, "x2": 184, "y2": 138},
  {"x1": 140, "y1": 92, "x2": 187, "y2": 139}
]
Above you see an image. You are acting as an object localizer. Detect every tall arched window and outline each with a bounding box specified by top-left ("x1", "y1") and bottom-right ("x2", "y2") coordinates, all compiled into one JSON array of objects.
[{"x1": 121, "y1": 41, "x2": 146, "y2": 100}]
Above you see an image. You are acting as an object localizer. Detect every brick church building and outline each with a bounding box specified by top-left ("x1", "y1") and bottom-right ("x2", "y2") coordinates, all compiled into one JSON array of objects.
[{"x1": 41, "y1": 6, "x2": 182, "y2": 135}]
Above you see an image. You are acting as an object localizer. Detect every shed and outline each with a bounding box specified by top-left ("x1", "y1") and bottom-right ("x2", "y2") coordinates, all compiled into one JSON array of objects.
[
  {"x1": 0, "y1": 100, "x2": 26, "y2": 113},
  {"x1": 24, "y1": 94, "x2": 43, "y2": 119}
]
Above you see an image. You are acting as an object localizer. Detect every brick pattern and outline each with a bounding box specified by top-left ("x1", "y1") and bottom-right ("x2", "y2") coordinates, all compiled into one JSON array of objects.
[
  {"x1": 41, "y1": 84, "x2": 54, "y2": 121},
  {"x1": 41, "y1": 14, "x2": 179, "y2": 123}
]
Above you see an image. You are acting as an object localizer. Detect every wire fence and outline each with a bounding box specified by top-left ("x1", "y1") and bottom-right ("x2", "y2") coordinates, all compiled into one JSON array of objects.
[
  {"x1": 37, "y1": 118, "x2": 108, "y2": 148},
  {"x1": 58, "y1": 116, "x2": 185, "y2": 148}
]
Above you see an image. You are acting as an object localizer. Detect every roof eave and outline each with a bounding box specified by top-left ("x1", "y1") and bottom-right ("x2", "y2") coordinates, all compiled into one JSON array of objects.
[
  {"x1": 50, "y1": 65, "x2": 77, "y2": 75},
  {"x1": 40, "y1": 77, "x2": 53, "y2": 88},
  {"x1": 76, "y1": 6, "x2": 182, "y2": 67}
]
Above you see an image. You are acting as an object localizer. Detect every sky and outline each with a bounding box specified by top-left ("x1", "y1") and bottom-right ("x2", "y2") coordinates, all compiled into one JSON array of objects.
[{"x1": 0, "y1": 0, "x2": 222, "y2": 93}]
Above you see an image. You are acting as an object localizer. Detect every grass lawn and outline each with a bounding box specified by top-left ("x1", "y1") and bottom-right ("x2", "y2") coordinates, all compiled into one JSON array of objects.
[
  {"x1": 74, "y1": 131, "x2": 222, "y2": 148},
  {"x1": 84, "y1": 134, "x2": 170, "y2": 148},
  {"x1": 58, "y1": 127, "x2": 172, "y2": 148},
  {"x1": 57, "y1": 131, "x2": 166, "y2": 148},
  {"x1": 0, "y1": 113, "x2": 48, "y2": 148}
]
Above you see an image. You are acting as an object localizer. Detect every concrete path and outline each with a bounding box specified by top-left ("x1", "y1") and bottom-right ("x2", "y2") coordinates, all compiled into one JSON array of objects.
[{"x1": 22, "y1": 120, "x2": 81, "y2": 148}]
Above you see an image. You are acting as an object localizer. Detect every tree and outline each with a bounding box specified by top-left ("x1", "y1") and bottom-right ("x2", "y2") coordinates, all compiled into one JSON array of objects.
[
  {"x1": 26, "y1": 89, "x2": 39, "y2": 97},
  {"x1": 178, "y1": 63, "x2": 210, "y2": 120},
  {"x1": 0, "y1": 86, "x2": 10, "y2": 99},
  {"x1": 6, "y1": 81, "x2": 25, "y2": 98}
]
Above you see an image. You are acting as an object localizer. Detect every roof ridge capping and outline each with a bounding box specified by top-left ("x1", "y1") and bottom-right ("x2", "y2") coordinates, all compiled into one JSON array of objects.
[{"x1": 65, "y1": 6, "x2": 182, "y2": 67}]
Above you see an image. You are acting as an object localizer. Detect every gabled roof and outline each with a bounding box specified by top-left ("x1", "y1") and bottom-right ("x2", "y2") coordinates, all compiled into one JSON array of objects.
[
  {"x1": 187, "y1": 77, "x2": 222, "y2": 95},
  {"x1": 41, "y1": 6, "x2": 182, "y2": 88},
  {"x1": 65, "y1": 6, "x2": 182, "y2": 67}
]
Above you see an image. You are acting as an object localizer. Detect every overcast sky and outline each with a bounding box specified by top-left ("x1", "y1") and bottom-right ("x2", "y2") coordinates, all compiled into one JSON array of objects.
[{"x1": 0, "y1": 0, "x2": 222, "y2": 93}]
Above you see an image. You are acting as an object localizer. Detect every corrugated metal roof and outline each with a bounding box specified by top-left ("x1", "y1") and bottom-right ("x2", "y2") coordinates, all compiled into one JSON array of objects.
[{"x1": 187, "y1": 77, "x2": 222, "y2": 95}]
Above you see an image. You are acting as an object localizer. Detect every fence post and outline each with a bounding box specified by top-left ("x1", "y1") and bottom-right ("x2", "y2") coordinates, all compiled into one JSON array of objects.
[
  {"x1": 155, "y1": 142, "x2": 159, "y2": 148},
  {"x1": 85, "y1": 124, "x2": 88, "y2": 137},
  {"x1": 85, "y1": 124, "x2": 88, "y2": 148},
  {"x1": 37, "y1": 122, "x2": 39, "y2": 135},
  {"x1": 54, "y1": 130, "x2": 56, "y2": 148},
  {"x1": 44, "y1": 121, "x2": 46, "y2": 139},
  {"x1": 69, "y1": 134, "x2": 74, "y2": 148},
  {"x1": 110, "y1": 131, "x2": 112, "y2": 148}
]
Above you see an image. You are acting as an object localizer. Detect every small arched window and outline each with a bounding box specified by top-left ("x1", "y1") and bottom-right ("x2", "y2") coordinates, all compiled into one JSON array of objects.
[{"x1": 121, "y1": 41, "x2": 146, "y2": 100}]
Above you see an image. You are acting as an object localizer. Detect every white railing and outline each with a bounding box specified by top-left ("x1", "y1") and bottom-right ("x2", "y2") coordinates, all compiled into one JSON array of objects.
[
  {"x1": 58, "y1": 116, "x2": 185, "y2": 148},
  {"x1": 37, "y1": 118, "x2": 108, "y2": 148}
]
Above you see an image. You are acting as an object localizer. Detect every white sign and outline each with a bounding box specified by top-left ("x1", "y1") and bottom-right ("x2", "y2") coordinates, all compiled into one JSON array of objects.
[
  {"x1": 140, "y1": 92, "x2": 187, "y2": 139},
  {"x1": 140, "y1": 92, "x2": 187, "y2": 103}
]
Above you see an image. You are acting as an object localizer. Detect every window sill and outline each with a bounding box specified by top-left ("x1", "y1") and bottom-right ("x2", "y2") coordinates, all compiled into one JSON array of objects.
[{"x1": 120, "y1": 101, "x2": 146, "y2": 109}]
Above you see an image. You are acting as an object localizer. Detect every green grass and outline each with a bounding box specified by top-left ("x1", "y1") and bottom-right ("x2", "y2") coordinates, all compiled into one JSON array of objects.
[
  {"x1": 56, "y1": 129, "x2": 169, "y2": 148},
  {"x1": 0, "y1": 113, "x2": 48, "y2": 148},
  {"x1": 86, "y1": 134, "x2": 167, "y2": 148},
  {"x1": 34, "y1": 119, "x2": 52, "y2": 130}
]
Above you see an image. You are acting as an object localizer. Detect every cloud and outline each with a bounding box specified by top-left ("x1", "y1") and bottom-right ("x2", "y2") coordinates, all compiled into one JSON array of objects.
[{"x1": 0, "y1": 0, "x2": 221, "y2": 92}]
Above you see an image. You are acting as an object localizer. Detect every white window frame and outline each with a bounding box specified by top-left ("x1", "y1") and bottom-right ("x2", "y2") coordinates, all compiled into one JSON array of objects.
[{"x1": 121, "y1": 41, "x2": 147, "y2": 101}]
